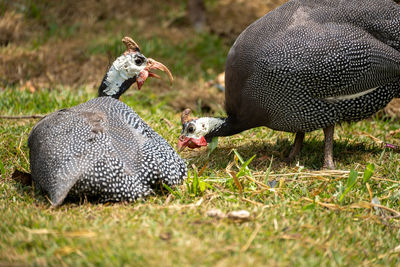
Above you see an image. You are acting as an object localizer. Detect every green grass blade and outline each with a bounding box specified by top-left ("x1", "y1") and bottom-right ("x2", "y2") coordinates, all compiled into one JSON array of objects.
[
  {"x1": 233, "y1": 150, "x2": 256, "y2": 178},
  {"x1": 163, "y1": 183, "x2": 182, "y2": 199},
  {"x1": 207, "y1": 137, "x2": 219, "y2": 156},
  {"x1": 199, "y1": 181, "x2": 206, "y2": 192},
  {"x1": 193, "y1": 171, "x2": 198, "y2": 196},
  {"x1": 233, "y1": 149, "x2": 245, "y2": 164},
  {"x1": 264, "y1": 155, "x2": 274, "y2": 184},
  {"x1": 0, "y1": 161, "x2": 5, "y2": 178},
  {"x1": 339, "y1": 169, "x2": 359, "y2": 203},
  {"x1": 362, "y1": 163, "x2": 375, "y2": 183}
]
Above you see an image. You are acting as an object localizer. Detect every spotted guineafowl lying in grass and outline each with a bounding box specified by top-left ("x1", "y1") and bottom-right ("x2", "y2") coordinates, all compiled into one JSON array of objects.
[
  {"x1": 28, "y1": 37, "x2": 187, "y2": 206},
  {"x1": 178, "y1": 0, "x2": 400, "y2": 169}
]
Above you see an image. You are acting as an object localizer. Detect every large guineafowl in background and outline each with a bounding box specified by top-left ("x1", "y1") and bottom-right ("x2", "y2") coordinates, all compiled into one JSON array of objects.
[
  {"x1": 178, "y1": 0, "x2": 400, "y2": 169},
  {"x1": 28, "y1": 37, "x2": 187, "y2": 206}
]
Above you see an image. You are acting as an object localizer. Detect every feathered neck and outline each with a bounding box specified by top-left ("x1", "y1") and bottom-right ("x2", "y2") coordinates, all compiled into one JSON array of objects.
[
  {"x1": 203, "y1": 116, "x2": 244, "y2": 141},
  {"x1": 97, "y1": 62, "x2": 137, "y2": 99},
  {"x1": 97, "y1": 73, "x2": 136, "y2": 99}
]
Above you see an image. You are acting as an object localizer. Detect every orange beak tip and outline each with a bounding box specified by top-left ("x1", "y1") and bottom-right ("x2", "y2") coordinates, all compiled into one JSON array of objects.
[{"x1": 148, "y1": 72, "x2": 161, "y2": 79}]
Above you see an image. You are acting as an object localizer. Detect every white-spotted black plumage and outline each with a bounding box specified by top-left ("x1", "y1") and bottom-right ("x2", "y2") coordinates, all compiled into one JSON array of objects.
[
  {"x1": 225, "y1": 0, "x2": 400, "y2": 133},
  {"x1": 180, "y1": 0, "x2": 400, "y2": 168},
  {"x1": 28, "y1": 42, "x2": 186, "y2": 205}
]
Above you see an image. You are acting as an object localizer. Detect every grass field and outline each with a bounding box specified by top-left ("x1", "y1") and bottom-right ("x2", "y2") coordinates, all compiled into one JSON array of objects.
[
  {"x1": 1, "y1": 87, "x2": 400, "y2": 266},
  {"x1": 1, "y1": 0, "x2": 400, "y2": 266}
]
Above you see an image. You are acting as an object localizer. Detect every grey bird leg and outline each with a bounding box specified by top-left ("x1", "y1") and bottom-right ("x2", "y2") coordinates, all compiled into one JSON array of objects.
[
  {"x1": 285, "y1": 132, "x2": 305, "y2": 163},
  {"x1": 323, "y1": 125, "x2": 335, "y2": 169}
]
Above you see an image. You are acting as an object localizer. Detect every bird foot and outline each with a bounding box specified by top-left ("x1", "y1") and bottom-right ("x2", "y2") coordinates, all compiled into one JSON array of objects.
[
  {"x1": 283, "y1": 155, "x2": 296, "y2": 164},
  {"x1": 284, "y1": 132, "x2": 305, "y2": 165},
  {"x1": 323, "y1": 158, "x2": 336, "y2": 170},
  {"x1": 323, "y1": 126, "x2": 335, "y2": 170}
]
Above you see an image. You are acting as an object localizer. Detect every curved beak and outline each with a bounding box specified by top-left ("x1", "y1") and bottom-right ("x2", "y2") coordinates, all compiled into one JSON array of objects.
[{"x1": 137, "y1": 58, "x2": 173, "y2": 90}]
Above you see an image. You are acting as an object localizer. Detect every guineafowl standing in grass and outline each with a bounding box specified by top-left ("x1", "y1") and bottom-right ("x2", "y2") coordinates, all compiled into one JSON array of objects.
[
  {"x1": 28, "y1": 37, "x2": 187, "y2": 206},
  {"x1": 178, "y1": 0, "x2": 400, "y2": 169}
]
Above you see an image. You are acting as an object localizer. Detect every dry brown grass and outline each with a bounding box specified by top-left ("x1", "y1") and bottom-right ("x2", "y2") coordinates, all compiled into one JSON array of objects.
[
  {"x1": 2, "y1": 0, "x2": 399, "y2": 116},
  {"x1": 0, "y1": 0, "x2": 285, "y2": 87}
]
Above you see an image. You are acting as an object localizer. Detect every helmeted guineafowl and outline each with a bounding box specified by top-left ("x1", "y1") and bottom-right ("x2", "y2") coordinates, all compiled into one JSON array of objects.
[
  {"x1": 28, "y1": 37, "x2": 187, "y2": 206},
  {"x1": 177, "y1": 0, "x2": 400, "y2": 169}
]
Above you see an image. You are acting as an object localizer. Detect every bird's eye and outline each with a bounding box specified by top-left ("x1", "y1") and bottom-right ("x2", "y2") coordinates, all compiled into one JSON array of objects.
[
  {"x1": 187, "y1": 125, "x2": 195, "y2": 134},
  {"x1": 135, "y1": 58, "x2": 143, "y2": 65}
]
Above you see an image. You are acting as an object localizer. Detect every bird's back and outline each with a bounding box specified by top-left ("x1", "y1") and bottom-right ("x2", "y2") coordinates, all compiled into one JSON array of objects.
[
  {"x1": 28, "y1": 97, "x2": 186, "y2": 205},
  {"x1": 225, "y1": 0, "x2": 400, "y2": 132}
]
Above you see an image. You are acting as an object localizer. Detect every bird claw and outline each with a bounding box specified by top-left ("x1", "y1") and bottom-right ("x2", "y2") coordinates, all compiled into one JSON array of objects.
[{"x1": 323, "y1": 159, "x2": 336, "y2": 170}]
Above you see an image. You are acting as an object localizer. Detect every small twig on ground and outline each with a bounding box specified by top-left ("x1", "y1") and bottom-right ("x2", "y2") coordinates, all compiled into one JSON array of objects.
[
  {"x1": 366, "y1": 183, "x2": 373, "y2": 202},
  {"x1": 241, "y1": 197, "x2": 264, "y2": 207},
  {"x1": 302, "y1": 196, "x2": 400, "y2": 219},
  {"x1": 302, "y1": 197, "x2": 341, "y2": 210},
  {"x1": 250, "y1": 171, "x2": 400, "y2": 184},
  {"x1": 350, "y1": 202, "x2": 400, "y2": 217},
  {"x1": 389, "y1": 128, "x2": 400, "y2": 136},
  {"x1": 0, "y1": 115, "x2": 45, "y2": 119},
  {"x1": 241, "y1": 223, "x2": 262, "y2": 252},
  {"x1": 155, "y1": 198, "x2": 203, "y2": 210},
  {"x1": 362, "y1": 131, "x2": 399, "y2": 150},
  {"x1": 244, "y1": 175, "x2": 270, "y2": 189}
]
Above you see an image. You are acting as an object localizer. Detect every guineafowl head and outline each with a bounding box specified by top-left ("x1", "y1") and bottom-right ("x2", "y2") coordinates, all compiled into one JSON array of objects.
[
  {"x1": 98, "y1": 36, "x2": 173, "y2": 99},
  {"x1": 177, "y1": 109, "x2": 224, "y2": 150}
]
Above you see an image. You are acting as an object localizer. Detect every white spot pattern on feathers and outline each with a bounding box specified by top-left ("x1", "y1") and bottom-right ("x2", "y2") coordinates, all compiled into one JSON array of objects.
[
  {"x1": 180, "y1": 0, "x2": 400, "y2": 140},
  {"x1": 230, "y1": 0, "x2": 400, "y2": 133},
  {"x1": 28, "y1": 97, "x2": 187, "y2": 204}
]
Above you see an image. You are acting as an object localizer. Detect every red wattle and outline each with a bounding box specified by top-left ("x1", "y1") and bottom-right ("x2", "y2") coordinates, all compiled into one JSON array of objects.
[
  {"x1": 137, "y1": 70, "x2": 149, "y2": 90},
  {"x1": 177, "y1": 136, "x2": 208, "y2": 151}
]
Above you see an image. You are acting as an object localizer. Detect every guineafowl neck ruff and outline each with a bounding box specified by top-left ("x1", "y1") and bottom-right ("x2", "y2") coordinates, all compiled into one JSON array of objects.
[
  {"x1": 98, "y1": 52, "x2": 147, "y2": 99},
  {"x1": 178, "y1": 0, "x2": 400, "y2": 169}
]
